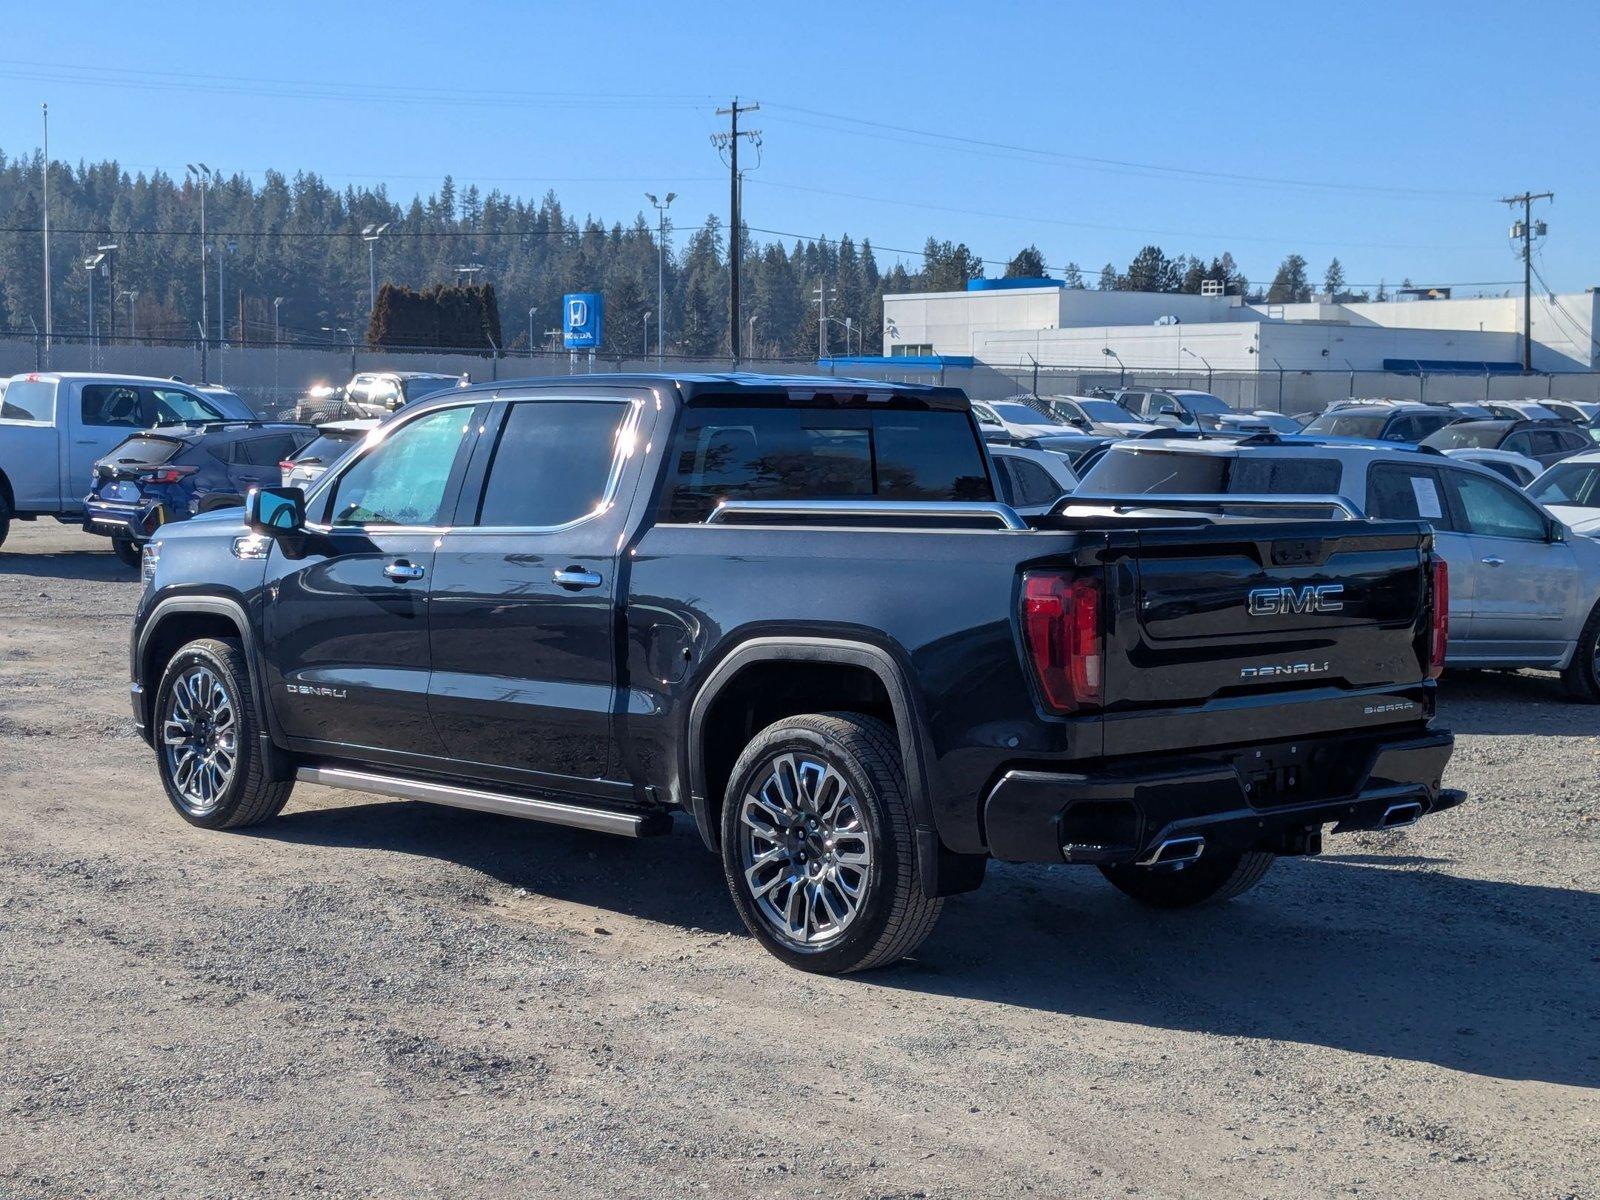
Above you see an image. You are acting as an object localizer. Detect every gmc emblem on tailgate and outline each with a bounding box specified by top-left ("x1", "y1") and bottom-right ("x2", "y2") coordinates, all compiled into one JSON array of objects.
[{"x1": 1248, "y1": 584, "x2": 1344, "y2": 616}]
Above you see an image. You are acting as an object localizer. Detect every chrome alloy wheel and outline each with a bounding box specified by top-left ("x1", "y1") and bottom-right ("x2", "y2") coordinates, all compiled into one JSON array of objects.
[
  {"x1": 737, "y1": 752, "x2": 875, "y2": 949},
  {"x1": 161, "y1": 664, "x2": 239, "y2": 814}
]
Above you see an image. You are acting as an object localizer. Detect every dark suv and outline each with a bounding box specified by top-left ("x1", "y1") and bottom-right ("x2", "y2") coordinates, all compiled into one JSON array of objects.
[
  {"x1": 1421, "y1": 419, "x2": 1592, "y2": 468},
  {"x1": 130, "y1": 374, "x2": 1460, "y2": 973},
  {"x1": 85, "y1": 422, "x2": 314, "y2": 565}
]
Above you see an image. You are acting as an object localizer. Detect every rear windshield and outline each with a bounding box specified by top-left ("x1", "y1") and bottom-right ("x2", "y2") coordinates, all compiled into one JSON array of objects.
[
  {"x1": 1080, "y1": 448, "x2": 1342, "y2": 495},
  {"x1": 659, "y1": 404, "x2": 993, "y2": 522},
  {"x1": 1, "y1": 380, "x2": 56, "y2": 422},
  {"x1": 103, "y1": 436, "x2": 183, "y2": 466},
  {"x1": 1422, "y1": 425, "x2": 1505, "y2": 450},
  {"x1": 1304, "y1": 411, "x2": 1389, "y2": 438},
  {"x1": 401, "y1": 376, "x2": 457, "y2": 402}
]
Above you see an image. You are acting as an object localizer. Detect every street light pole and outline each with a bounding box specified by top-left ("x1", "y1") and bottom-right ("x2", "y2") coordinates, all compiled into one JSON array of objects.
[
  {"x1": 528, "y1": 306, "x2": 537, "y2": 358},
  {"x1": 121, "y1": 290, "x2": 138, "y2": 341},
  {"x1": 644, "y1": 311, "x2": 653, "y2": 359},
  {"x1": 41, "y1": 104, "x2": 51, "y2": 359},
  {"x1": 646, "y1": 192, "x2": 674, "y2": 366},
  {"x1": 362, "y1": 222, "x2": 390, "y2": 321},
  {"x1": 186, "y1": 163, "x2": 210, "y2": 382}
]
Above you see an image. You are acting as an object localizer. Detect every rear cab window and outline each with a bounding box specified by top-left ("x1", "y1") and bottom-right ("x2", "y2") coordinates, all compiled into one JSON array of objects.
[
  {"x1": 1, "y1": 379, "x2": 56, "y2": 423},
  {"x1": 659, "y1": 401, "x2": 993, "y2": 522},
  {"x1": 1366, "y1": 462, "x2": 1451, "y2": 527}
]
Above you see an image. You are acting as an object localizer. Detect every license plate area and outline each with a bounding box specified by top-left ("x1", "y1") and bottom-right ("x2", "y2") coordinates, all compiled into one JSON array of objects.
[
  {"x1": 1229, "y1": 740, "x2": 1370, "y2": 808},
  {"x1": 103, "y1": 481, "x2": 142, "y2": 501}
]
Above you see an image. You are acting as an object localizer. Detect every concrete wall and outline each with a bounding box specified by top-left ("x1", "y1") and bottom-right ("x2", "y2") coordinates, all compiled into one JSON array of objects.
[
  {"x1": 1258, "y1": 292, "x2": 1598, "y2": 370},
  {"x1": 882, "y1": 286, "x2": 1064, "y2": 356}
]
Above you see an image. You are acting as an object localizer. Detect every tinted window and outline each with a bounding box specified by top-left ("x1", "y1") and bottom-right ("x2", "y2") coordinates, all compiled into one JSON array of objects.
[
  {"x1": 1001, "y1": 456, "x2": 1063, "y2": 507},
  {"x1": 232, "y1": 432, "x2": 307, "y2": 467},
  {"x1": 1502, "y1": 432, "x2": 1534, "y2": 456},
  {"x1": 81, "y1": 384, "x2": 143, "y2": 427},
  {"x1": 1304, "y1": 411, "x2": 1389, "y2": 439},
  {"x1": 1366, "y1": 463, "x2": 1451, "y2": 528},
  {"x1": 294, "y1": 431, "x2": 368, "y2": 465},
  {"x1": 1446, "y1": 471, "x2": 1547, "y2": 540},
  {"x1": 146, "y1": 387, "x2": 224, "y2": 425},
  {"x1": 1, "y1": 380, "x2": 55, "y2": 422},
  {"x1": 660, "y1": 406, "x2": 992, "y2": 522},
  {"x1": 1422, "y1": 424, "x2": 1508, "y2": 451},
  {"x1": 327, "y1": 406, "x2": 473, "y2": 527},
  {"x1": 1081, "y1": 449, "x2": 1339, "y2": 495},
  {"x1": 401, "y1": 376, "x2": 457, "y2": 402},
  {"x1": 475, "y1": 401, "x2": 631, "y2": 527},
  {"x1": 1177, "y1": 394, "x2": 1230, "y2": 414},
  {"x1": 102, "y1": 436, "x2": 182, "y2": 466}
]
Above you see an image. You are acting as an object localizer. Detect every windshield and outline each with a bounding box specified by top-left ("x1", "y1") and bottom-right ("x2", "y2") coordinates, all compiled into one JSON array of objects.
[
  {"x1": 1177, "y1": 393, "x2": 1230, "y2": 414},
  {"x1": 1074, "y1": 399, "x2": 1129, "y2": 422},
  {"x1": 1304, "y1": 411, "x2": 1389, "y2": 438},
  {"x1": 1079, "y1": 448, "x2": 1342, "y2": 495},
  {"x1": 1422, "y1": 424, "x2": 1506, "y2": 450},
  {"x1": 401, "y1": 376, "x2": 458, "y2": 402},
  {"x1": 990, "y1": 401, "x2": 1059, "y2": 425},
  {"x1": 1529, "y1": 462, "x2": 1600, "y2": 508}
]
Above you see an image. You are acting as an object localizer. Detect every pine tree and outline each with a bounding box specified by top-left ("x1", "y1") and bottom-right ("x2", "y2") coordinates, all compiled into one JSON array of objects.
[
  {"x1": 1004, "y1": 245, "x2": 1048, "y2": 278},
  {"x1": 1267, "y1": 254, "x2": 1311, "y2": 304},
  {"x1": 1061, "y1": 262, "x2": 1086, "y2": 289},
  {"x1": 1323, "y1": 257, "x2": 1346, "y2": 300}
]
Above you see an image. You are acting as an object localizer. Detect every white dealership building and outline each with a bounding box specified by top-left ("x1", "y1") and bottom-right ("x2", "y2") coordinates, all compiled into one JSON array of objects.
[{"x1": 880, "y1": 279, "x2": 1600, "y2": 375}]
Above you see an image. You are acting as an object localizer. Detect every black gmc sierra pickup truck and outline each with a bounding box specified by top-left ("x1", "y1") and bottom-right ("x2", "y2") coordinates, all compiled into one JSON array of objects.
[{"x1": 131, "y1": 373, "x2": 1463, "y2": 973}]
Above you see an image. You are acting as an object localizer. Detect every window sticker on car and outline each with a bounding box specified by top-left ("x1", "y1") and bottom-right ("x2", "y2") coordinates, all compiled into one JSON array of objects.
[{"x1": 1410, "y1": 477, "x2": 1443, "y2": 520}]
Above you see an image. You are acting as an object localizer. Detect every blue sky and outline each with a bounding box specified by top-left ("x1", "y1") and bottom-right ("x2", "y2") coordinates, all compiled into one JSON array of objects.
[{"x1": 2, "y1": 0, "x2": 1596, "y2": 294}]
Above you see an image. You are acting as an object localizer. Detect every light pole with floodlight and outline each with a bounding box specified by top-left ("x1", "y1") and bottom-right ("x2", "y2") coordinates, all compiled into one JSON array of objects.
[
  {"x1": 186, "y1": 162, "x2": 210, "y2": 380},
  {"x1": 362, "y1": 223, "x2": 391, "y2": 317},
  {"x1": 646, "y1": 191, "x2": 675, "y2": 366}
]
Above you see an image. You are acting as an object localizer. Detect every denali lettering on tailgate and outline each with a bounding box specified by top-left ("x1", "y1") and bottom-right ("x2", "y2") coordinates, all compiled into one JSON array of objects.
[
  {"x1": 1247, "y1": 583, "x2": 1345, "y2": 616},
  {"x1": 1241, "y1": 661, "x2": 1331, "y2": 679}
]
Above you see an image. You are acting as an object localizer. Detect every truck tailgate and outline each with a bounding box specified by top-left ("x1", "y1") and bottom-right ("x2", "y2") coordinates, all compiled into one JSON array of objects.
[{"x1": 1100, "y1": 519, "x2": 1435, "y2": 756}]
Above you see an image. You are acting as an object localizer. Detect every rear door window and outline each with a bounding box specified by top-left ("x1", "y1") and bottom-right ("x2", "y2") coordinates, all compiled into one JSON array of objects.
[
  {"x1": 232, "y1": 432, "x2": 307, "y2": 467},
  {"x1": 81, "y1": 384, "x2": 144, "y2": 427},
  {"x1": 472, "y1": 400, "x2": 633, "y2": 527},
  {"x1": 999, "y1": 456, "x2": 1062, "y2": 507}
]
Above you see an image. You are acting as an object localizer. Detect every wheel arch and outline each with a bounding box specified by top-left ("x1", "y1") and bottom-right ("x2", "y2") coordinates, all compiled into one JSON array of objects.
[
  {"x1": 137, "y1": 595, "x2": 277, "y2": 749},
  {"x1": 685, "y1": 636, "x2": 979, "y2": 897}
]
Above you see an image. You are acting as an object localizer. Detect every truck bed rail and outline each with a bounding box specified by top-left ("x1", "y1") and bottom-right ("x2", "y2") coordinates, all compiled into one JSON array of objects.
[
  {"x1": 706, "y1": 499, "x2": 1031, "y2": 531},
  {"x1": 1057, "y1": 493, "x2": 1362, "y2": 519}
]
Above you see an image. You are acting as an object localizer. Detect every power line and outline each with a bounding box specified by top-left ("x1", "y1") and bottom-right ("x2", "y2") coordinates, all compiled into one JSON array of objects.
[{"x1": 761, "y1": 102, "x2": 1490, "y2": 201}]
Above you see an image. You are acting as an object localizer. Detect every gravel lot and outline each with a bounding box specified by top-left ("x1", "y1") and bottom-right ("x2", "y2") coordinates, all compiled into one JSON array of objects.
[{"x1": 2, "y1": 519, "x2": 1596, "y2": 1199}]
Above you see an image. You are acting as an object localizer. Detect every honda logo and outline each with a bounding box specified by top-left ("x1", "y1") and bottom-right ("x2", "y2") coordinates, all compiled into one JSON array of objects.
[
  {"x1": 1247, "y1": 584, "x2": 1344, "y2": 616},
  {"x1": 567, "y1": 298, "x2": 588, "y2": 328}
]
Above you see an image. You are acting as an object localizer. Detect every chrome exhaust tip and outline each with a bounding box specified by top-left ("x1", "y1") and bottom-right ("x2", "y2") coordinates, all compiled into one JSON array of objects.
[
  {"x1": 1379, "y1": 801, "x2": 1424, "y2": 829},
  {"x1": 1137, "y1": 835, "x2": 1207, "y2": 868}
]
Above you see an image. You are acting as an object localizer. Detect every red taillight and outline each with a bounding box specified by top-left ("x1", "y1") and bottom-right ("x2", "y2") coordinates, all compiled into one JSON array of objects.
[
  {"x1": 1021, "y1": 572, "x2": 1104, "y2": 712},
  {"x1": 279, "y1": 460, "x2": 297, "y2": 471},
  {"x1": 1427, "y1": 558, "x2": 1449, "y2": 679},
  {"x1": 138, "y1": 466, "x2": 198, "y2": 485}
]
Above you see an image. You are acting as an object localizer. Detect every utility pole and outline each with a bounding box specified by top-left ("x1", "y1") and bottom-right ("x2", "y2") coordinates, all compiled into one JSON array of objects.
[
  {"x1": 1501, "y1": 191, "x2": 1553, "y2": 372},
  {"x1": 41, "y1": 104, "x2": 51, "y2": 358},
  {"x1": 812, "y1": 283, "x2": 836, "y2": 361},
  {"x1": 712, "y1": 98, "x2": 759, "y2": 367}
]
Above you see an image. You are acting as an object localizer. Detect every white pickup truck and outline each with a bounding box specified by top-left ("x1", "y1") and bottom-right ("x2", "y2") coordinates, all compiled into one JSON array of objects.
[{"x1": 0, "y1": 372, "x2": 254, "y2": 549}]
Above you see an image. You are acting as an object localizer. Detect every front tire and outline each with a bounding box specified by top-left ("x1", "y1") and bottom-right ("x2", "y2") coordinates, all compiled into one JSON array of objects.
[
  {"x1": 720, "y1": 713, "x2": 942, "y2": 974},
  {"x1": 1100, "y1": 849, "x2": 1275, "y2": 908},
  {"x1": 0, "y1": 492, "x2": 11, "y2": 549},
  {"x1": 153, "y1": 638, "x2": 293, "y2": 829},
  {"x1": 111, "y1": 534, "x2": 142, "y2": 568},
  {"x1": 1559, "y1": 601, "x2": 1600, "y2": 703}
]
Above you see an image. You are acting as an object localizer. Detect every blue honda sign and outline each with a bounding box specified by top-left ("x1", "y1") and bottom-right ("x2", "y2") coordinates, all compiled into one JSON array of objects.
[{"x1": 563, "y1": 292, "x2": 603, "y2": 350}]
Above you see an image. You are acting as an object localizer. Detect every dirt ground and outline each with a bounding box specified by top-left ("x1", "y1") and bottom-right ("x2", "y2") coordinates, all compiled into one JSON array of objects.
[{"x1": 2, "y1": 519, "x2": 1596, "y2": 1199}]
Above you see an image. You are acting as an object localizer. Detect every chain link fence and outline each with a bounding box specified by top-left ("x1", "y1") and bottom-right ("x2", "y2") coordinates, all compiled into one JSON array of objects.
[{"x1": 6, "y1": 332, "x2": 1599, "y2": 418}]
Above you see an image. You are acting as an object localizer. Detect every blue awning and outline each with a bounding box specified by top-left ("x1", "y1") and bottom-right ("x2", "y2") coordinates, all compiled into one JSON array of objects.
[{"x1": 1382, "y1": 358, "x2": 1525, "y2": 375}]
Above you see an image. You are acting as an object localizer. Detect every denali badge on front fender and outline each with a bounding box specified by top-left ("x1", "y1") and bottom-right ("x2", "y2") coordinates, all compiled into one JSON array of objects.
[
  {"x1": 1248, "y1": 583, "x2": 1345, "y2": 616},
  {"x1": 286, "y1": 684, "x2": 347, "y2": 699}
]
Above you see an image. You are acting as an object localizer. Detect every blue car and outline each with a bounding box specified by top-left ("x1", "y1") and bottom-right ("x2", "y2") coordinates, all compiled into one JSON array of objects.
[{"x1": 84, "y1": 421, "x2": 316, "y2": 565}]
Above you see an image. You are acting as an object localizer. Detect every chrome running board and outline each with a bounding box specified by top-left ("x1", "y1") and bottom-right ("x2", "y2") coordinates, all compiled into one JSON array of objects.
[{"x1": 296, "y1": 766, "x2": 667, "y2": 838}]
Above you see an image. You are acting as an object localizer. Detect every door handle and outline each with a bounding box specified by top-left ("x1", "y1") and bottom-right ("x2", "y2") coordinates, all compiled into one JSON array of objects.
[
  {"x1": 553, "y1": 567, "x2": 603, "y2": 590},
  {"x1": 1480, "y1": 556, "x2": 1505, "y2": 567},
  {"x1": 383, "y1": 560, "x2": 426, "y2": 581}
]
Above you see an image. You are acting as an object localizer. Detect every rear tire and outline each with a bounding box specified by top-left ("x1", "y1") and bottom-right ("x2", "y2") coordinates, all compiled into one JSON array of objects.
[
  {"x1": 111, "y1": 534, "x2": 142, "y2": 568},
  {"x1": 153, "y1": 638, "x2": 293, "y2": 829},
  {"x1": 1559, "y1": 601, "x2": 1600, "y2": 703},
  {"x1": 1100, "y1": 849, "x2": 1275, "y2": 908},
  {"x1": 0, "y1": 494, "x2": 11, "y2": 550},
  {"x1": 720, "y1": 712, "x2": 942, "y2": 974}
]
